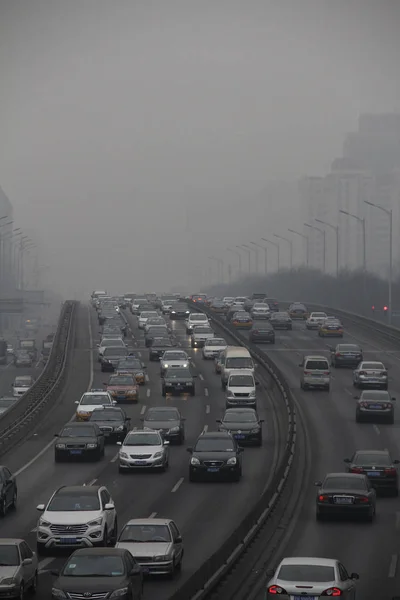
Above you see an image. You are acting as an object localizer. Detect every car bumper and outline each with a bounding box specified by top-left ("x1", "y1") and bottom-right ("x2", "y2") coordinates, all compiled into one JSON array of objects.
[
  {"x1": 303, "y1": 377, "x2": 330, "y2": 387},
  {"x1": 306, "y1": 322, "x2": 320, "y2": 328},
  {"x1": 226, "y1": 397, "x2": 256, "y2": 408},
  {"x1": 232, "y1": 323, "x2": 252, "y2": 329},
  {"x1": 357, "y1": 408, "x2": 393, "y2": 421},
  {"x1": 190, "y1": 464, "x2": 240, "y2": 480},
  {"x1": 250, "y1": 335, "x2": 275, "y2": 343},
  {"x1": 110, "y1": 394, "x2": 139, "y2": 403},
  {"x1": 149, "y1": 353, "x2": 163, "y2": 360},
  {"x1": 192, "y1": 339, "x2": 208, "y2": 347},
  {"x1": 137, "y1": 559, "x2": 174, "y2": 575},
  {"x1": 202, "y1": 350, "x2": 221, "y2": 358},
  {"x1": 119, "y1": 457, "x2": 165, "y2": 469},
  {"x1": 37, "y1": 531, "x2": 105, "y2": 550},
  {"x1": 356, "y1": 377, "x2": 387, "y2": 387},
  {"x1": 230, "y1": 431, "x2": 261, "y2": 445},
  {"x1": 271, "y1": 323, "x2": 291, "y2": 329},
  {"x1": 0, "y1": 584, "x2": 24, "y2": 599},
  {"x1": 334, "y1": 358, "x2": 360, "y2": 366},
  {"x1": 170, "y1": 313, "x2": 188, "y2": 319},
  {"x1": 164, "y1": 384, "x2": 194, "y2": 394},
  {"x1": 320, "y1": 330, "x2": 343, "y2": 336},
  {"x1": 55, "y1": 448, "x2": 100, "y2": 459},
  {"x1": 317, "y1": 503, "x2": 372, "y2": 516}
]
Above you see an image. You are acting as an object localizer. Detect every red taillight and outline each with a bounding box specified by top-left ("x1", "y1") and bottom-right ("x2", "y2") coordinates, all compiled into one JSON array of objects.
[
  {"x1": 318, "y1": 494, "x2": 329, "y2": 502},
  {"x1": 360, "y1": 402, "x2": 368, "y2": 408},
  {"x1": 304, "y1": 371, "x2": 311, "y2": 375},
  {"x1": 253, "y1": 330, "x2": 259, "y2": 333},
  {"x1": 336, "y1": 352, "x2": 341, "y2": 357},
  {"x1": 385, "y1": 468, "x2": 397, "y2": 475},
  {"x1": 322, "y1": 588, "x2": 342, "y2": 596},
  {"x1": 359, "y1": 371, "x2": 367, "y2": 375},
  {"x1": 268, "y1": 585, "x2": 286, "y2": 594},
  {"x1": 351, "y1": 467, "x2": 363, "y2": 473},
  {"x1": 324, "y1": 371, "x2": 330, "y2": 375}
]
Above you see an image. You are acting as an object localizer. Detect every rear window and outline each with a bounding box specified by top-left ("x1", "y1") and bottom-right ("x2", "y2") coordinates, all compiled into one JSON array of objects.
[
  {"x1": 277, "y1": 564, "x2": 335, "y2": 582},
  {"x1": 305, "y1": 360, "x2": 329, "y2": 370}
]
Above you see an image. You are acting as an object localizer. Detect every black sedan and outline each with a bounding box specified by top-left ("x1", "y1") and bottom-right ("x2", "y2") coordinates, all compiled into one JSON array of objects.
[
  {"x1": 270, "y1": 312, "x2": 292, "y2": 330},
  {"x1": 315, "y1": 472, "x2": 376, "y2": 521},
  {"x1": 249, "y1": 323, "x2": 275, "y2": 344},
  {"x1": 162, "y1": 367, "x2": 197, "y2": 396},
  {"x1": 169, "y1": 303, "x2": 190, "y2": 319},
  {"x1": 142, "y1": 406, "x2": 185, "y2": 444},
  {"x1": 51, "y1": 548, "x2": 143, "y2": 600},
  {"x1": 217, "y1": 408, "x2": 264, "y2": 446},
  {"x1": 344, "y1": 449, "x2": 399, "y2": 495},
  {"x1": 187, "y1": 431, "x2": 243, "y2": 482},
  {"x1": 330, "y1": 344, "x2": 363, "y2": 368},
  {"x1": 149, "y1": 338, "x2": 174, "y2": 360},
  {"x1": 0, "y1": 465, "x2": 17, "y2": 516},
  {"x1": 89, "y1": 406, "x2": 131, "y2": 443},
  {"x1": 145, "y1": 327, "x2": 170, "y2": 347},
  {"x1": 54, "y1": 423, "x2": 105, "y2": 461}
]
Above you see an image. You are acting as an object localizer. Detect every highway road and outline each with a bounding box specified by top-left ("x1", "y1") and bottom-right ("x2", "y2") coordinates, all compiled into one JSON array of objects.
[
  {"x1": 237, "y1": 317, "x2": 400, "y2": 600},
  {"x1": 0, "y1": 304, "x2": 288, "y2": 600}
]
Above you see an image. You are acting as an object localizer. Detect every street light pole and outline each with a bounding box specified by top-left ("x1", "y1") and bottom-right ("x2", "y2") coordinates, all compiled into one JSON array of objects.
[
  {"x1": 248, "y1": 243, "x2": 259, "y2": 273},
  {"x1": 339, "y1": 209, "x2": 366, "y2": 280},
  {"x1": 273, "y1": 234, "x2": 293, "y2": 269},
  {"x1": 261, "y1": 238, "x2": 280, "y2": 271},
  {"x1": 304, "y1": 223, "x2": 326, "y2": 272},
  {"x1": 250, "y1": 242, "x2": 268, "y2": 275},
  {"x1": 364, "y1": 200, "x2": 393, "y2": 325},
  {"x1": 315, "y1": 218, "x2": 339, "y2": 277},
  {"x1": 239, "y1": 245, "x2": 252, "y2": 272},
  {"x1": 288, "y1": 229, "x2": 309, "y2": 267},
  {"x1": 227, "y1": 247, "x2": 242, "y2": 277}
]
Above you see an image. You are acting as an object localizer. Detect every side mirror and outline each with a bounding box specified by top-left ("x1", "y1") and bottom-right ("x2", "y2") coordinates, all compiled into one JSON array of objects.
[
  {"x1": 104, "y1": 503, "x2": 115, "y2": 510},
  {"x1": 142, "y1": 364, "x2": 147, "y2": 369},
  {"x1": 96, "y1": 343, "x2": 100, "y2": 347},
  {"x1": 10, "y1": 383, "x2": 14, "y2": 387},
  {"x1": 350, "y1": 572, "x2": 360, "y2": 580},
  {"x1": 22, "y1": 558, "x2": 33, "y2": 566},
  {"x1": 354, "y1": 396, "x2": 360, "y2": 400},
  {"x1": 181, "y1": 417, "x2": 186, "y2": 421},
  {"x1": 130, "y1": 564, "x2": 142, "y2": 576},
  {"x1": 192, "y1": 374, "x2": 198, "y2": 378},
  {"x1": 103, "y1": 382, "x2": 108, "y2": 386},
  {"x1": 394, "y1": 460, "x2": 400, "y2": 465},
  {"x1": 343, "y1": 458, "x2": 351, "y2": 463},
  {"x1": 36, "y1": 504, "x2": 45, "y2": 512},
  {"x1": 255, "y1": 381, "x2": 260, "y2": 386},
  {"x1": 164, "y1": 441, "x2": 170, "y2": 445},
  {"x1": 314, "y1": 481, "x2": 322, "y2": 487},
  {"x1": 259, "y1": 419, "x2": 265, "y2": 423},
  {"x1": 74, "y1": 400, "x2": 79, "y2": 404},
  {"x1": 392, "y1": 397, "x2": 397, "y2": 402},
  {"x1": 216, "y1": 419, "x2": 221, "y2": 423},
  {"x1": 51, "y1": 570, "x2": 60, "y2": 576},
  {"x1": 117, "y1": 441, "x2": 122, "y2": 446},
  {"x1": 175, "y1": 535, "x2": 183, "y2": 543},
  {"x1": 54, "y1": 433, "x2": 59, "y2": 437},
  {"x1": 186, "y1": 447, "x2": 193, "y2": 453}
]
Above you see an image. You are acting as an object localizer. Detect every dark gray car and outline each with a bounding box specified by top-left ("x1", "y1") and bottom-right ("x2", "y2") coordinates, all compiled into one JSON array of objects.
[
  {"x1": 54, "y1": 423, "x2": 105, "y2": 461},
  {"x1": 355, "y1": 389, "x2": 396, "y2": 424},
  {"x1": 142, "y1": 406, "x2": 185, "y2": 444},
  {"x1": 162, "y1": 367, "x2": 196, "y2": 396}
]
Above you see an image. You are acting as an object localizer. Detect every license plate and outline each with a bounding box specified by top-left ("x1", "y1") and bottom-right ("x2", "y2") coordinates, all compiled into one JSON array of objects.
[
  {"x1": 69, "y1": 450, "x2": 82, "y2": 455},
  {"x1": 235, "y1": 435, "x2": 245, "y2": 439},
  {"x1": 334, "y1": 497, "x2": 353, "y2": 504},
  {"x1": 207, "y1": 468, "x2": 219, "y2": 472},
  {"x1": 134, "y1": 460, "x2": 147, "y2": 465},
  {"x1": 368, "y1": 404, "x2": 383, "y2": 410},
  {"x1": 367, "y1": 471, "x2": 381, "y2": 476},
  {"x1": 312, "y1": 374, "x2": 323, "y2": 378},
  {"x1": 117, "y1": 396, "x2": 126, "y2": 400},
  {"x1": 60, "y1": 537, "x2": 77, "y2": 544},
  {"x1": 293, "y1": 597, "x2": 315, "y2": 600}
]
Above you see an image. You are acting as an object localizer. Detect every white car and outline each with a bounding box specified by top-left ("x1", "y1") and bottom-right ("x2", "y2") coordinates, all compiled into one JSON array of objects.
[
  {"x1": 226, "y1": 369, "x2": 257, "y2": 408},
  {"x1": 0, "y1": 539, "x2": 38, "y2": 596},
  {"x1": 97, "y1": 338, "x2": 125, "y2": 360},
  {"x1": 12, "y1": 375, "x2": 34, "y2": 397},
  {"x1": 130, "y1": 298, "x2": 147, "y2": 314},
  {"x1": 117, "y1": 430, "x2": 169, "y2": 472},
  {"x1": 185, "y1": 313, "x2": 209, "y2": 333},
  {"x1": 144, "y1": 317, "x2": 168, "y2": 333},
  {"x1": 138, "y1": 311, "x2": 159, "y2": 329},
  {"x1": 202, "y1": 337, "x2": 227, "y2": 359},
  {"x1": 36, "y1": 484, "x2": 118, "y2": 554},
  {"x1": 306, "y1": 311, "x2": 328, "y2": 329},
  {"x1": 191, "y1": 325, "x2": 214, "y2": 348},
  {"x1": 250, "y1": 303, "x2": 271, "y2": 319},
  {"x1": 116, "y1": 518, "x2": 184, "y2": 575},
  {"x1": 75, "y1": 390, "x2": 115, "y2": 421},
  {"x1": 222, "y1": 297, "x2": 235, "y2": 306},
  {"x1": 161, "y1": 301, "x2": 174, "y2": 314},
  {"x1": 234, "y1": 296, "x2": 247, "y2": 306},
  {"x1": 160, "y1": 350, "x2": 190, "y2": 374}
]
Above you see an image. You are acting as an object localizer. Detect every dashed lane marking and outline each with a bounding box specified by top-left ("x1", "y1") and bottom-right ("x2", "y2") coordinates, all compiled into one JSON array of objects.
[
  {"x1": 389, "y1": 554, "x2": 398, "y2": 577},
  {"x1": 206, "y1": 404, "x2": 210, "y2": 414},
  {"x1": 145, "y1": 374, "x2": 149, "y2": 382},
  {"x1": 111, "y1": 452, "x2": 119, "y2": 463},
  {"x1": 203, "y1": 424, "x2": 208, "y2": 433},
  {"x1": 149, "y1": 511, "x2": 157, "y2": 518},
  {"x1": 204, "y1": 388, "x2": 209, "y2": 397},
  {"x1": 38, "y1": 557, "x2": 54, "y2": 572},
  {"x1": 140, "y1": 405, "x2": 146, "y2": 415},
  {"x1": 373, "y1": 424, "x2": 380, "y2": 435},
  {"x1": 88, "y1": 478, "x2": 97, "y2": 486},
  {"x1": 344, "y1": 388, "x2": 353, "y2": 396},
  {"x1": 199, "y1": 373, "x2": 204, "y2": 381},
  {"x1": 146, "y1": 389, "x2": 151, "y2": 398},
  {"x1": 171, "y1": 478, "x2": 184, "y2": 493}
]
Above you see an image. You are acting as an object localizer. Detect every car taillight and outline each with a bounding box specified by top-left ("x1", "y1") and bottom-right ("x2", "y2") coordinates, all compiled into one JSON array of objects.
[
  {"x1": 351, "y1": 467, "x2": 363, "y2": 473},
  {"x1": 336, "y1": 352, "x2": 341, "y2": 357},
  {"x1": 324, "y1": 371, "x2": 330, "y2": 375},
  {"x1": 360, "y1": 402, "x2": 368, "y2": 408},
  {"x1": 318, "y1": 494, "x2": 329, "y2": 502},
  {"x1": 359, "y1": 371, "x2": 367, "y2": 375},
  {"x1": 268, "y1": 585, "x2": 286, "y2": 594},
  {"x1": 253, "y1": 330, "x2": 259, "y2": 334},
  {"x1": 385, "y1": 468, "x2": 397, "y2": 475},
  {"x1": 357, "y1": 496, "x2": 369, "y2": 503},
  {"x1": 321, "y1": 588, "x2": 342, "y2": 596}
]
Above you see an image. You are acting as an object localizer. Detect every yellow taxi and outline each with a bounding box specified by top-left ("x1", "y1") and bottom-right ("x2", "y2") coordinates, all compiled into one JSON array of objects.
[
  {"x1": 232, "y1": 311, "x2": 253, "y2": 329},
  {"x1": 318, "y1": 317, "x2": 344, "y2": 337},
  {"x1": 75, "y1": 390, "x2": 115, "y2": 421},
  {"x1": 104, "y1": 373, "x2": 140, "y2": 403},
  {"x1": 288, "y1": 302, "x2": 309, "y2": 319}
]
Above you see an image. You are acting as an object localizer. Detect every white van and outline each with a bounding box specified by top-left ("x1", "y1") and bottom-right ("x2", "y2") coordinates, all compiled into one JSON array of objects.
[
  {"x1": 220, "y1": 347, "x2": 254, "y2": 389},
  {"x1": 299, "y1": 355, "x2": 331, "y2": 391},
  {"x1": 226, "y1": 369, "x2": 257, "y2": 408}
]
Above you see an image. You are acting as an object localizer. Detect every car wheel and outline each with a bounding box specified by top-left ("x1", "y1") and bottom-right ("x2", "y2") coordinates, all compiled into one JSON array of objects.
[
  {"x1": 18, "y1": 583, "x2": 24, "y2": 600},
  {"x1": 190, "y1": 387, "x2": 195, "y2": 396},
  {"x1": 388, "y1": 415, "x2": 395, "y2": 424},
  {"x1": 162, "y1": 387, "x2": 166, "y2": 397},
  {"x1": 101, "y1": 445, "x2": 105, "y2": 457},
  {"x1": 355, "y1": 412, "x2": 362, "y2": 423},
  {"x1": 102, "y1": 526, "x2": 109, "y2": 547},
  {"x1": 30, "y1": 571, "x2": 38, "y2": 594},
  {"x1": 11, "y1": 489, "x2": 17, "y2": 510},
  {"x1": 0, "y1": 496, "x2": 6, "y2": 517}
]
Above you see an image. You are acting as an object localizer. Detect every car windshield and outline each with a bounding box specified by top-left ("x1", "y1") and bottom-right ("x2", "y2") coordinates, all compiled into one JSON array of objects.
[
  {"x1": 312, "y1": 313, "x2": 327, "y2": 318},
  {"x1": 14, "y1": 377, "x2": 32, "y2": 386},
  {"x1": 101, "y1": 339, "x2": 124, "y2": 347},
  {"x1": 118, "y1": 359, "x2": 142, "y2": 369},
  {"x1": 60, "y1": 426, "x2": 96, "y2": 437},
  {"x1": 324, "y1": 477, "x2": 366, "y2": 490},
  {"x1": 103, "y1": 347, "x2": 127, "y2": 357},
  {"x1": 291, "y1": 304, "x2": 306, "y2": 310},
  {"x1": 206, "y1": 339, "x2": 225, "y2": 346},
  {"x1": 229, "y1": 375, "x2": 254, "y2": 387},
  {"x1": 80, "y1": 394, "x2": 110, "y2": 406},
  {"x1": 162, "y1": 352, "x2": 187, "y2": 360},
  {"x1": 0, "y1": 545, "x2": 19, "y2": 566},
  {"x1": 91, "y1": 411, "x2": 122, "y2": 422},
  {"x1": 166, "y1": 369, "x2": 191, "y2": 379},
  {"x1": 48, "y1": 492, "x2": 100, "y2": 511},
  {"x1": 224, "y1": 411, "x2": 257, "y2": 423},
  {"x1": 338, "y1": 345, "x2": 360, "y2": 351},
  {"x1": 62, "y1": 555, "x2": 125, "y2": 577},
  {"x1": 305, "y1": 360, "x2": 329, "y2": 370},
  {"x1": 354, "y1": 453, "x2": 391, "y2": 465},
  {"x1": 147, "y1": 327, "x2": 168, "y2": 335},
  {"x1": 194, "y1": 438, "x2": 235, "y2": 452},
  {"x1": 278, "y1": 565, "x2": 335, "y2": 582},
  {"x1": 194, "y1": 327, "x2": 213, "y2": 333},
  {"x1": 274, "y1": 313, "x2": 289, "y2": 319},
  {"x1": 119, "y1": 524, "x2": 171, "y2": 543},
  {"x1": 124, "y1": 433, "x2": 161, "y2": 446},
  {"x1": 140, "y1": 312, "x2": 158, "y2": 318},
  {"x1": 154, "y1": 340, "x2": 172, "y2": 347},
  {"x1": 361, "y1": 362, "x2": 384, "y2": 370},
  {"x1": 146, "y1": 410, "x2": 180, "y2": 421},
  {"x1": 190, "y1": 315, "x2": 207, "y2": 321},
  {"x1": 225, "y1": 357, "x2": 253, "y2": 369},
  {"x1": 362, "y1": 391, "x2": 390, "y2": 400},
  {"x1": 108, "y1": 376, "x2": 135, "y2": 386}
]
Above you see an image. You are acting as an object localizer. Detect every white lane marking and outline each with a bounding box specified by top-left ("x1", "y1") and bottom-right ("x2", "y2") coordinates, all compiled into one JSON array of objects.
[
  {"x1": 206, "y1": 405, "x2": 210, "y2": 414},
  {"x1": 38, "y1": 557, "x2": 54, "y2": 571},
  {"x1": 204, "y1": 388, "x2": 209, "y2": 397},
  {"x1": 146, "y1": 389, "x2": 151, "y2": 398},
  {"x1": 373, "y1": 424, "x2": 380, "y2": 435},
  {"x1": 15, "y1": 304, "x2": 94, "y2": 477},
  {"x1": 171, "y1": 478, "x2": 184, "y2": 493},
  {"x1": 138, "y1": 352, "x2": 142, "y2": 357},
  {"x1": 389, "y1": 554, "x2": 398, "y2": 577},
  {"x1": 140, "y1": 405, "x2": 146, "y2": 415},
  {"x1": 35, "y1": 360, "x2": 41, "y2": 368},
  {"x1": 111, "y1": 452, "x2": 119, "y2": 463},
  {"x1": 31, "y1": 527, "x2": 37, "y2": 532},
  {"x1": 203, "y1": 424, "x2": 208, "y2": 433},
  {"x1": 344, "y1": 388, "x2": 353, "y2": 396},
  {"x1": 88, "y1": 478, "x2": 97, "y2": 486},
  {"x1": 199, "y1": 373, "x2": 204, "y2": 381},
  {"x1": 396, "y1": 511, "x2": 400, "y2": 530},
  {"x1": 149, "y1": 511, "x2": 157, "y2": 518},
  {"x1": 145, "y1": 374, "x2": 149, "y2": 382}
]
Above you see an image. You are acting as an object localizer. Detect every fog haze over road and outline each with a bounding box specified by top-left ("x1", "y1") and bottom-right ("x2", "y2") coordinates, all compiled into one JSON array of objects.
[{"x1": 1, "y1": 0, "x2": 399, "y2": 296}]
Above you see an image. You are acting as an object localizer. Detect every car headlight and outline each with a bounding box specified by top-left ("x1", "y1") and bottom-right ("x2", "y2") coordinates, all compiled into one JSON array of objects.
[
  {"x1": 169, "y1": 426, "x2": 180, "y2": 432},
  {"x1": 1, "y1": 577, "x2": 16, "y2": 586},
  {"x1": 191, "y1": 457, "x2": 200, "y2": 465},
  {"x1": 110, "y1": 589, "x2": 129, "y2": 599},
  {"x1": 250, "y1": 428, "x2": 260, "y2": 433},
  {"x1": 227, "y1": 457, "x2": 237, "y2": 465},
  {"x1": 51, "y1": 590, "x2": 67, "y2": 599},
  {"x1": 249, "y1": 390, "x2": 256, "y2": 397},
  {"x1": 114, "y1": 425, "x2": 124, "y2": 431},
  {"x1": 182, "y1": 363, "x2": 188, "y2": 367},
  {"x1": 128, "y1": 389, "x2": 137, "y2": 394},
  {"x1": 87, "y1": 517, "x2": 103, "y2": 527},
  {"x1": 153, "y1": 451, "x2": 163, "y2": 458},
  {"x1": 154, "y1": 555, "x2": 169, "y2": 562},
  {"x1": 87, "y1": 443, "x2": 97, "y2": 449},
  {"x1": 162, "y1": 364, "x2": 168, "y2": 368},
  {"x1": 171, "y1": 311, "x2": 176, "y2": 314},
  {"x1": 119, "y1": 451, "x2": 128, "y2": 458},
  {"x1": 136, "y1": 372, "x2": 144, "y2": 378},
  {"x1": 56, "y1": 443, "x2": 66, "y2": 449},
  {"x1": 39, "y1": 519, "x2": 51, "y2": 527}
]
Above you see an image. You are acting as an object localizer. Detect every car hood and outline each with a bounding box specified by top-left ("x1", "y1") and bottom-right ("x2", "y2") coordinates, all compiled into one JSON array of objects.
[
  {"x1": 227, "y1": 386, "x2": 254, "y2": 394},
  {"x1": 220, "y1": 422, "x2": 257, "y2": 432},
  {"x1": 42, "y1": 510, "x2": 102, "y2": 524},
  {"x1": 164, "y1": 376, "x2": 193, "y2": 383},
  {"x1": 91, "y1": 420, "x2": 122, "y2": 429},
  {"x1": 77, "y1": 404, "x2": 109, "y2": 413},
  {"x1": 194, "y1": 451, "x2": 236, "y2": 460},
  {"x1": 58, "y1": 436, "x2": 98, "y2": 444},
  {"x1": 107, "y1": 385, "x2": 137, "y2": 391},
  {"x1": 0, "y1": 567, "x2": 18, "y2": 581},
  {"x1": 121, "y1": 444, "x2": 163, "y2": 454},
  {"x1": 55, "y1": 574, "x2": 127, "y2": 593},
  {"x1": 143, "y1": 419, "x2": 180, "y2": 430},
  {"x1": 116, "y1": 541, "x2": 171, "y2": 556}
]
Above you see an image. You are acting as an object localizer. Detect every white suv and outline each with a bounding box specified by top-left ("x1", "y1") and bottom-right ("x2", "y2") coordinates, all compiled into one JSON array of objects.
[
  {"x1": 36, "y1": 485, "x2": 118, "y2": 555},
  {"x1": 185, "y1": 313, "x2": 209, "y2": 333}
]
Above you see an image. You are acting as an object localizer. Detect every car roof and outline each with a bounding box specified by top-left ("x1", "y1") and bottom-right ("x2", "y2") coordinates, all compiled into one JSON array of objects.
[
  {"x1": 325, "y1": 472, "x2": 366, "y2": 480},
  {"x1": 91, "y1": 406, "x2": 122, "y2": 412},
  {"x1": 279, "y1": 557, "x2": 337, "y2": 567},
  {"x1": 225, "y1": 407, "x2": 256, "y2": 414},
  {"x1": 0, "y1": 538, "x2": 25, "y2": 546},
  {"x1": 304, "y1": 355, "x2": 329, "y2": 361},
  {"x1": 354, "y1": 449, "x2": 389, "y2": 456},
  {"x1": 200, "y1": 431, "x2": 232, "y2": 438},
  {"x1": 229, "y1": 369, "x2": 254, "y2": 376},
  {"x1": 64, "y1": 422, "x2": 97, "y2": 426},
  {"x1": 147, "y1": 406, "x2": 179, "y2": 412},
  {"x1": 124, "y1": 518, "x2": 172, "y2": 526},
  {"x1": 56, "y1": 485, "x2": 100, "y2": 494},
  {"x1": 72, "y1": 548, "x2": 128, "y2": 557},
  {"x1": 126, "y1": 429, "x2": 161, "y2": 435},
  {"x1": 360, "y1": 390, "x2": 389, "y2": 395}
]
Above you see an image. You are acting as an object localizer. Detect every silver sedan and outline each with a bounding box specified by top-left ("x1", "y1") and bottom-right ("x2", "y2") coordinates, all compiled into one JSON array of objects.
[
  {"x1": 266, "y1": 556, "x2": 359, "y2": 598},
  {"x1": 353, "y1": 361, "x2": 388, "y2": 389}
]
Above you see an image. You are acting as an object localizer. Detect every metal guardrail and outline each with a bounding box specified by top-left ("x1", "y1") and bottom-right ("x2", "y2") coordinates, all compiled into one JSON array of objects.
[
  {"x1": 167, "y1": 302, "x2": 297, "y2": 600},
  {"x1": 0, "y1": 300, "x2": 77, "y2": 456}
]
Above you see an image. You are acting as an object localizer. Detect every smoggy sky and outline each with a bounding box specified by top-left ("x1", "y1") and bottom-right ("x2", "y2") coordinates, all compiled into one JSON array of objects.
[{"x1": 0, "y1": 0, "x2": 399, "y2": 297}]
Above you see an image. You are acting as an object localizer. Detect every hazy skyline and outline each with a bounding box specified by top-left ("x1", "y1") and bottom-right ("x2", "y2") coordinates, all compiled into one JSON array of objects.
[{"x1": 1, "y1": 0, "x2": 400, "y2": 297}]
